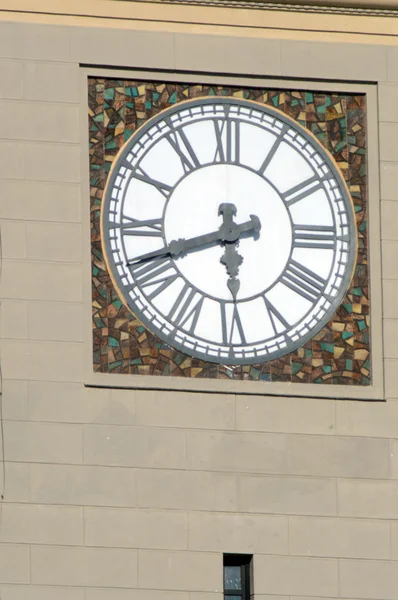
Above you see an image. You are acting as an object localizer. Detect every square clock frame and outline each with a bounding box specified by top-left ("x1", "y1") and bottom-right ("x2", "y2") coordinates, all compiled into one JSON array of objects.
[{"x1": 81, "y1": 69, "x2": 383, "y2": 401}]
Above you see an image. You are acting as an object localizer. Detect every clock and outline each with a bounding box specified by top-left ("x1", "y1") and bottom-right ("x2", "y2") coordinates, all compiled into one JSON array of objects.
[{"x1": 101, "y1": 97, "x2": 356, "y2": 365}]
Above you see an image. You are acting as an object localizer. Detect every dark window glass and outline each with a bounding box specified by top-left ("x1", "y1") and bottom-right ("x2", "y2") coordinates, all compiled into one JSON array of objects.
[
  {"x1": 223, "y1": 554, "x2": 252, "y2": 600},
  {"x1": 224, "y1": 566, "x2": 242, "y2": 590}
]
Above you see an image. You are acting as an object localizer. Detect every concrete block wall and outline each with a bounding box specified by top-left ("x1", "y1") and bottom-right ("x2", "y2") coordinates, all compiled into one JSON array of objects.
[{"x1": 1, "y1": 5, "x2": 398, "y2": 599}]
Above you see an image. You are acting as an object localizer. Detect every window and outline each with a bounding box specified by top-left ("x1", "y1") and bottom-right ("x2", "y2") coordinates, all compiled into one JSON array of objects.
[{"x1": 223, "y1": 554, "x2": 252, "y2": 600}]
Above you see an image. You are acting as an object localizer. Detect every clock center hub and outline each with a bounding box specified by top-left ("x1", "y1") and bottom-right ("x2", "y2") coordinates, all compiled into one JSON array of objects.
[{"x1": 164, "y1": 164, "x2": 292, "y2": 301}]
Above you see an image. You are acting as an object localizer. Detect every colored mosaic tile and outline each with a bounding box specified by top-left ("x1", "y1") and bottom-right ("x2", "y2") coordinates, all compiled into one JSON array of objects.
[{"x1": 88, "y1": 78, "x2": 370, "y2": 385}]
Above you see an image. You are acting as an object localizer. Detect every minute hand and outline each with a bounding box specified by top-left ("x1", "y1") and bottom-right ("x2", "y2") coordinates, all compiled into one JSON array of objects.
[{"x1": 127, "y1": 215, "x2": 260, "y2": 265}]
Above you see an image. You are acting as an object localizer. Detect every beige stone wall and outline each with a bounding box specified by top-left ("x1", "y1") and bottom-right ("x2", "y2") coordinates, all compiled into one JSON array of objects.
[{"x1": 1, "y1": 2, "x2": 398, "y2": 598}]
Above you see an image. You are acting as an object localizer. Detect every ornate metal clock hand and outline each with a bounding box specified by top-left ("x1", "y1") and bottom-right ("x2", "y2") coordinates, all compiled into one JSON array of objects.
[
  {"x1": 221, "y1": 244, "x2": 242, "y2": 299},
  {"x1": 126, "y1": 211, "x2": 261, "y2": 266},
  {"x1": 218, "y1": 203, "x2": 261, "y2": 300}
]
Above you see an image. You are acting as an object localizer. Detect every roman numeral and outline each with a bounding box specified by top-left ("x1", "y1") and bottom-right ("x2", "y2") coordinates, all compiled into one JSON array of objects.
[
  {"x1": 129, "y1": 257, "x2": 178, "y2": 300},
  {"x1": 213, "y1": 116, "x2": 240, "y2": 164},
  {"x1": 283, "y1": 174, "x2": 331, "y2": 207},
  {"x1": 132, "y1": 167, "x2": 172, "y2": 198},
  {"x1": 116, "y1": 217, "x2": 163, "y2": 237},
  {"x1": 263, "y1": 296, "x2": 290, "y2": 334},
  {"x1": 281, "y1": 260, "x2": 326, "y2": 303},
  {"x1": 257, "y1": 124, "x2": 289, "y2": 175},
  {"x1": 169, "y1": 283, "x2": 204, "y2": 335},
  {"x1": 221, "y1": 303, "x2": 246, "y2": 346},
  {"x1": 293, "y1": 224, "x2": 336, "y2": 250},
  {"x1": 165, "y1": 123, "x2": 200, "y2": 174}
]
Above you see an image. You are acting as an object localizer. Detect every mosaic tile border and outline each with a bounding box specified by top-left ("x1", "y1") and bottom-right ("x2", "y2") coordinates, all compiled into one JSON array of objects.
[{"x1": 88, "y1": 78, "x2": 370, "y2": 385}]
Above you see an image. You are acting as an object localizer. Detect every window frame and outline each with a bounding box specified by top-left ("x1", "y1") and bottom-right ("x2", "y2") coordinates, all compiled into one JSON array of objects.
[
  {"x1": 81, "y1": 69, "x2": 383, "y2": 401},
  {"x1": 223, "y1": 553, "x2": 252, "y2": 600}
]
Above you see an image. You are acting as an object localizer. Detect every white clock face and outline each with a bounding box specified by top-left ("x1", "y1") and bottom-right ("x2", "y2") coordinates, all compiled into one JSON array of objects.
[{"x1": 102, "y1": 97, "x2": 356, "y2": 365}]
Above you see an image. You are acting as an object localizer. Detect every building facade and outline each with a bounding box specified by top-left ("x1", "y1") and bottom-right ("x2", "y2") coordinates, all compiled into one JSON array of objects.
[{"x1": 1, "y1": 0, "x2": 398, "y2": 598}]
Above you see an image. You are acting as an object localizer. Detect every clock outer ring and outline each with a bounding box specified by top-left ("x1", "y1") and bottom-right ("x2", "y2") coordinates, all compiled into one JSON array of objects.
[{"x1": 101, "y1": 96, "x2": 358, "y2": 366}]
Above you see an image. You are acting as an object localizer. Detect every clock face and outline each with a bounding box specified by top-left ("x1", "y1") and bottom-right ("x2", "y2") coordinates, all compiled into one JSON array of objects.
[{"x1": 102, "y1": 97, "x2": 356, "y2": 365}]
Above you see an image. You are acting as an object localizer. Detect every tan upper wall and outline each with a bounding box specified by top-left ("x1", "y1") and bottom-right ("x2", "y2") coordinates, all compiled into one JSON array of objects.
[
  {"x1": 0, "y1": 0, "x2": 393, "y2": 401},
  {"x1": 2, "y1": 0, "x2": 398, "y2": 40}
]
